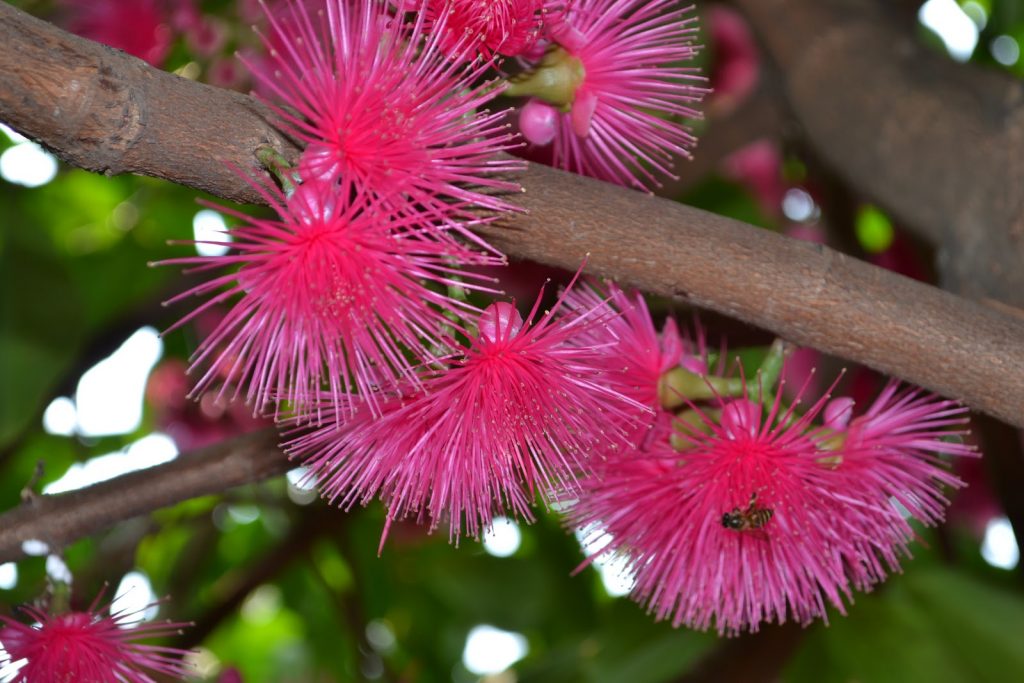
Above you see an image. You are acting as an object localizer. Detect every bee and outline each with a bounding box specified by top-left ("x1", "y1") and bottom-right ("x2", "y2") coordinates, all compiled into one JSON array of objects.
[{"x1": 721, "y1": 492, "x2": 774, "y2": 532}]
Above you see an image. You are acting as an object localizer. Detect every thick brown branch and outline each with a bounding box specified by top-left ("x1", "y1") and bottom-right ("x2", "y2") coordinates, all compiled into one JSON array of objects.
[
  {"x1": 0, "y1": 2, "x2": 294, "y2": 202},
  {"x1": 0, "y1": 429, "x2": 289, "y2": 563},
  {"x1": 1, "y1": 2, "x2": 1023, "y2": 429},
  {"x1": 733, "y1": 0, "x2": 1024, "y2": 306}
]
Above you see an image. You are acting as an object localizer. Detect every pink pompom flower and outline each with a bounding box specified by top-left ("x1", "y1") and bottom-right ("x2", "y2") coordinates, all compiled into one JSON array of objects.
[
  {"x1": 247, "y1": 0, "x2": 523, "y2": 250},
  {"x1": 510, "y1": 0, "x2": 706, "y2": 190},
  {"x1": 562, "y1": 280, "x2": 683, "y2": 445},
  {"x1": 287, "y1": 282, "x2": 648, "y2": 544},
  {"x1": 825, "y1": 380, "x2": 975, "y2": 525},
  {"x1": 0, "y1": 595, "x2": 192, "y2": 682},
  {"x1": 418, "y1": 0, "x2": 546, "y2": 59},
  {"x1": 162, "y1": 177, "x2": 495, "y2": 417},
  {"x1": 568, "y1": 373, "x2": 973, "y2": 634}
]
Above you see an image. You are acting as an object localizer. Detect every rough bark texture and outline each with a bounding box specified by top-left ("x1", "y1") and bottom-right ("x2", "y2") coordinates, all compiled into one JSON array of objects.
[
  {"x1": 734, "y1": 0, "x2": 1024, "y2": 305},
  {"x1": 1, "y1": 0, "x2": 1023, "y2": 432},
  {"x1": 0, "y1": 1, "x2": 295, "y2": 202}
]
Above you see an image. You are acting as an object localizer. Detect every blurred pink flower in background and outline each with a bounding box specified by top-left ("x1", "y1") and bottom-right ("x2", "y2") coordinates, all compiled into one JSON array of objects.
[
  {"x1": 168, "y1": 0, "x2": 202, "y2": 33},
  {"x1": 218, "y1": 666, "x2": 244, "y2": 683},
  {"x1": 59, "y1": 0, "x2": 173, "y2": 67},
  {"x1": 185, "y1": 16, "x2": 228, "y2": 59},
  {"x1": 207, "y1": 56, "x2": 247, "y2": 90},
  {"x1": 146, "y1": 357, "x2": 270, "y2": 452},
  {"x1": 706, "y1": 4, "x2": 760, "y2": 115},
  {"x1": 720, "y1": 139, "x2": 787, "y2": 219},
  {"x1": 869, "y1": 233, "x2": 930, "y2": 282}
]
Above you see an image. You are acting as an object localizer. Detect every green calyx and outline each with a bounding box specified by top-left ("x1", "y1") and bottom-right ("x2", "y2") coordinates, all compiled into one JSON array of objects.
[
  {"x1": 670, "y1": 407, "x2": 718, "y2": 450},
  {"x1": 815, "y1": 429, "x2": 848, "y2": 469},
  {"x1": 256, "y1": 144, "x2": 300, "y2": 196},
  {"x1": 658, "y1": 367, "x2": 745, "y2": 408},
  {"x1": 50, "y1": 578, "x2": 72, "y2": 615},
  {"x1": 504, "y1": 47, "x2": 585, "y2": 109}
]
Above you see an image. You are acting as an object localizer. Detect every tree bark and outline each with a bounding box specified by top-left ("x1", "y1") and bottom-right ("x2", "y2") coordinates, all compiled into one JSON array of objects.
[{"x1": 734, "y1": 0, "x2": 1024, "y2": 306}]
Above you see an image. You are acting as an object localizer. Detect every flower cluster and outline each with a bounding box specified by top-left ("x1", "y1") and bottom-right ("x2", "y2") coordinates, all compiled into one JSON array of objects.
[
  {"x1": 165, "y1": 0, "x2": 714, "y2": 541},
  {"x1": 155, "y1": 0, "x2": 976, "y2": 639}
]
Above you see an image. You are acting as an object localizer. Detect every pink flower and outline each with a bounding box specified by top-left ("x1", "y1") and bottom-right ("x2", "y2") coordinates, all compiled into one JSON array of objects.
[
  {"x1": 563, "y1": 280, "x2": 682, "y2": 444},
  {"x1": 0, "y1": 596, "x2": 192, "y2": 682},
  {"x1": 719, "y1": 139, "x2": 786, "y2": 218},
  {"x1": 59, "y1": 0, "x2": 173, "y2": 67},
  {"x1": 247, "y1": 0, "x2": 523, "y2": 248},
  {"x1": 418, "y1": 0, "x2": 546, "y2": 59},
  {"x1": 707, "y1": 5, "x2": 760, "y2": 115},
  {"x1": 568, "y1": 375, "x2": 973, "y2": 634},
  {"x1": 163, "y1": 178, "x2": 493, "y2": 417},
  {"x1": 510, "y1": 0, "x2": 706, "y2": 190},
  {"x1": 287, "y1": 285, "x2": 647, "y2": 543},
  {"x1": 831, "y1": 380, "x2": 975, "y2": 526},
  {"x1": 185, "y1": 17, "x2": 228, "y2": 59}
]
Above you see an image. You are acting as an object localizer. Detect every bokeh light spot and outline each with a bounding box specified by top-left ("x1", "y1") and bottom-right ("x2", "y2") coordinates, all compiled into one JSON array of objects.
[
  {"x1": 193, "y1": 209, "x2": 232, "y2": 257},
  {"x1": 482, "y1": 517, "x2": 522, "y2": 558},
  {"x1": 0, "y1": 142, "x2": 58, "y2": 187},
  {"x1": 981, "y1": 517, "x2": 1020, "y2": 570},
  {"x1": 462, "y1": 625, "x2": 529, "y2": 676}
]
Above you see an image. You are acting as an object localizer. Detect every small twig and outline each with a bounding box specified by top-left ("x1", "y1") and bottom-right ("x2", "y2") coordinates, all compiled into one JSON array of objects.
[{"x1": 20, "y1": 461, "x2": 45, "y2": 503}]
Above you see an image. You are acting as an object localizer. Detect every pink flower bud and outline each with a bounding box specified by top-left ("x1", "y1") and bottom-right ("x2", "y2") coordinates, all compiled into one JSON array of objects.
[
  {"x1": 721, "y1": 399, "x2": 760, "y2": 439},
  {"x1": 478, "y1": 302, "x2": 524, "y2": 344},
  {"x1": 519, "y1": 99, "x2": 559, "y2": 146},
  {"x1": 298, "y1": 144, "x2": 343, "y2": 184},
  {"x1": 823, "y1": 396, "x2": 855, "y2": 429}
]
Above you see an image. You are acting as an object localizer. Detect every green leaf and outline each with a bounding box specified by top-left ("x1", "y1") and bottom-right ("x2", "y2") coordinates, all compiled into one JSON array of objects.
[
  {"x1": 0, "y1": 242, "x2": 85, "y2": 446},
  {"x1": 785, "y1": 567, "x2": 1024, "y2": 683}
]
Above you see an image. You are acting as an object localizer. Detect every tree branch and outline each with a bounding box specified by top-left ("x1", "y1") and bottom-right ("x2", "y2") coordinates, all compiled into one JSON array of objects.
[
  {"x1": 0, "y1": 429, "x2": 289, "y2": 563},
  {"x1": 1, "y1": 2, "x2": 1023, "y2": 430},
  {"x1": 733, "y1": 0, "x2": 1024, "y2": 306}
]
